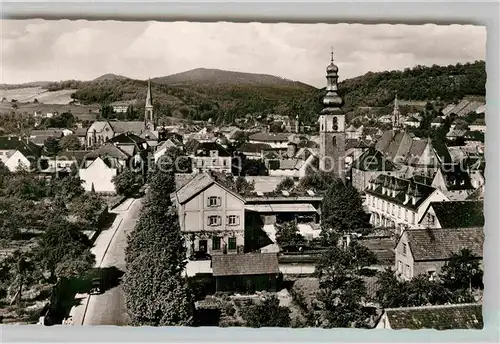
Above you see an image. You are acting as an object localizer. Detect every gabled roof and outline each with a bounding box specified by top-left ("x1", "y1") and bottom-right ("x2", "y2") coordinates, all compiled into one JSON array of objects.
[
  {"x1": 425, "y1": 200, "x2": 484, "y2": 228},
  {"x1": 403, "y1": 227, "x2": 483, "y2": 261},
  {"x1": 384, "y1": 303, "x2": 483, "y2": 330},
  {"x1": 84, "y1": 143, "x2": 130, "y2": 160},
  {"x1": 211, "y1": 253, "x2": 279, "y2": 277},
  {"x1": 174, "y1": 173, "x2": 244, "y2": 205},
  {"x1": 436, "y1": 165, "x2": 473, "y2": 190},
  {"x1": 0, "y1": 136, "x2": 42, "y2": 157}
]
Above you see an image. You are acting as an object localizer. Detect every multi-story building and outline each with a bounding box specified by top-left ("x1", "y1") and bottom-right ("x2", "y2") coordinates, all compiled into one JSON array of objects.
[
  {"x1": 189, "y1": 141, "x2": 232, "y2": 174},
  {"x1": 173, "y1": 173, "x2": 246, "y2": 258},
  {"x1": 364, "y1": 174, "x2": 449, "y2": 233},
  {"x1": 417, "y1": 200, "x2": 484, "y2": 229}
]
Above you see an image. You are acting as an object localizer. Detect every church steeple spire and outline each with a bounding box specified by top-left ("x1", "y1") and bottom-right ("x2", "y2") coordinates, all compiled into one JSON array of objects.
[
  {"x1": 145, "y1": 78, "x2": 154, "y2": 129},
  {"x1": 392, "y1": 94, "x2": 401, "y2": 130}
]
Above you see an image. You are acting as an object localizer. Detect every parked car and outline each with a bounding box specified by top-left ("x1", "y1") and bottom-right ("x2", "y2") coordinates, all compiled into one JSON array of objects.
[
  {"x1": 89, "y1": 278, "x2": 102, "y2": 295},
  {"x1": 189, "y1": 251, "x2": 211, "y2": 261}
]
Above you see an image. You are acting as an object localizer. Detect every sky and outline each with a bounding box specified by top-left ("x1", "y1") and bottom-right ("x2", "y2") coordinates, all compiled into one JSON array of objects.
[{"x1": 1, "y1": 20, "x2": 486, "y2": 88}]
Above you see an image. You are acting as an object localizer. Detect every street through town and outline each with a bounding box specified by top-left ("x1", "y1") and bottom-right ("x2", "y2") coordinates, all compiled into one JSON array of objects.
[{"x1": 70, "y1": 198, "x2": 143, "y2": 326}]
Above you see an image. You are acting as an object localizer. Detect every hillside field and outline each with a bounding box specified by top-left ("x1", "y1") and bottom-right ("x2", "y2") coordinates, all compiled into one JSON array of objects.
[{"x1": 0, "y1": 87, "x2": 74, "y2": 105}]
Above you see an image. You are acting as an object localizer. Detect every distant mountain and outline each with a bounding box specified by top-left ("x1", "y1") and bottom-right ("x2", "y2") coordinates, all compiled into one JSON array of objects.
[
  {"x1": 153, "y1": 68, "x2": 315, "y2": 89},
  {"x1": 92, "y1": 73, "x2": 129, "y2": 82}
]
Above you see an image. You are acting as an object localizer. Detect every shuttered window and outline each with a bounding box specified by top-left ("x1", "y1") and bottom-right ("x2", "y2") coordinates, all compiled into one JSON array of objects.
[
  {"x1": 212, "y1": 237, "x2": 221, "y2": 250},
  {"x1": 227, "y1": 215, "x2": 239, "y2": 226}
]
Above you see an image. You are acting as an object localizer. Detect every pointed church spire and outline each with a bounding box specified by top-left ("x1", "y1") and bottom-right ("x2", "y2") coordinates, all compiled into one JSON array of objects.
[
  {"x1": 145, "y1": 78, "x2": 154, "y2": 129},
  {"x1": 392, "y1": 94, "x2": 401, "y2": 130},
  {"x1": 146, "y1": 78, "x2": 153, "y2": 107}
]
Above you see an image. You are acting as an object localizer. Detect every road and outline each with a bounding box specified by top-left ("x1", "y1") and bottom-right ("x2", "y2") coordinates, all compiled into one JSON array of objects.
[{"x1": 70, "y1": 198, "x2": 143, "y2": 326}]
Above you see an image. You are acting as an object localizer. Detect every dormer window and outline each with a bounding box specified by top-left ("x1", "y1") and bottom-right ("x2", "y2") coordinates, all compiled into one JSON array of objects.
[
  {"x1": 404, "y1": 194, "x2": 409, "y2": 205},
  {"x1": 411, "y1": 196, "x2": 417, "y2": 205}
]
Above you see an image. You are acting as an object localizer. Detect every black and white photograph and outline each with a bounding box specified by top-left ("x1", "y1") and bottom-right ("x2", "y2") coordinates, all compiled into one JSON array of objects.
[{"x1": 0, "y1": 19, "x2": 487, "y2": 330}]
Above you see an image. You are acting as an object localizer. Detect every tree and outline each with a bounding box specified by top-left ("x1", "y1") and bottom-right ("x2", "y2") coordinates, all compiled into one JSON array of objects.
[
  {"x1": 375, "y1": 269, "x2": 474, "y2": 309},
  {"x1": 112, "y1": 168, "x2": 142, "y2": 196},
  {"x1": 59, "y1": 134, "x2": 82, "y2": 151},
  {"x1": 51, "y1": 173, "x2": 85, "y2": 203},
  {"x1": 321, "y1": 179, "x2": 368, "y2": 245},
  {"x1": 69, "y1": 192, "x2": 105, "y2": 227},
  {"x1": 123, "y1": 166, "x2": 193, "y2": 326},
  {"x1": 314, "y1": 243, "x2": 376, "y2": 328},
  {"x1": 241, "y1": 294, "x2": 291, "y2": 328},
  {"x1": 275, "y1": 221, "x2": 306, "y2": 249},
  {"x1": 297, "y1": 171, "x2": 338, "y2": 193},
  {"x1": 37, "y1": 217, "x2": 95, "y2": 280},
  {"x1": 44, "y1": 137, "x2": 60, "y2": 156},
  {"x1": 440, "y1": 248, "x2": 483, "y2": 291},
  {"x1": 124, "y1": 252, "x2": 194, "y2": 326},
  {"x1": 241, "y1": 158, "x2": 268, "y2": 176},
  {"x1": 157, "y1": 147, "x2": 191, "y2": 174},
  {"x1": 33, "y1": 98, "x2": 39, "y2": 104},
  {"x1": 275, "y1": 177, "x2": 294, "y2": 193}
]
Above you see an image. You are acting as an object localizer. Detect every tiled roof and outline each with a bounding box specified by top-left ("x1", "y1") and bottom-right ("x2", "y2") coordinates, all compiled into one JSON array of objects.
[
  {"x1": 428, "y1": 201, "x2": 484, "y2": 228},
  {"x1": 84, "y1": 143, "x2": 130, "y2": 160},
  {"x1": 358, "y1": 236, "x2": 396, "y2": 265},
  {"x1": 384, "y1": 303, "x2": 483, "y2": 330},
  {"x1": 471, "y1": 118, "x2": 486, "y2": 126},
  {"x1": 475, "y1": 104, "x2": 486, "y2": 114},
  {"x1": 249, "y1": 132, "x2": 290, "y2": 142},
  {"x1": 446, "y1": 129, "x2": 468, "y2": 138},
  {"x1": 0, "y1": 136, "x2": 42, "y2": 157},
  {"x1": 441, "y1": 104, "x2": 457, "y2": 116},
  {"x1": 175, "y1": 173, "x2": 214, "y2": 204},
  {"x1": 108, "y1": 121, "x2": 146, "y2": 134},
  {"x1": 55, "y1": 150, "x2": 88, "y2": 165},
  {"x1": 404, "y1": 227, "x2": 483, "y2": 261},
  {"x1": 211, "y1": 253, "x2": 279, "y2": 277}
]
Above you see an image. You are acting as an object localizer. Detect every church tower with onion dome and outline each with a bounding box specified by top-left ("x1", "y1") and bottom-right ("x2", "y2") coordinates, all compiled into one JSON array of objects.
[{"x1": 318, "y1": 50, "x2": 346, "y2": 181}]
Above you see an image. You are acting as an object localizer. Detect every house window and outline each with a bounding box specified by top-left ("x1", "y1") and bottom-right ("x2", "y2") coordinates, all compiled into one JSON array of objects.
[
  {"x1": 398, "y1": 206, "x2": 401, "y2": 219},
  {"x1": 427, "y1": 214, "x2": 435, "y2": 227},
  {"x1": 208, "y1": 216, "x2": 220, "y2": 226},
  {"x1": 405, "y1": 209, "x2": 409, "y2": 221},
  {"x1": 212, "y1": 237, "x2": 221, "y2": 250},
  {"x1": 228, "y1": 237, "x2": 237, "y2": 250},
  {"x1": 402, "y1": 243, "x2": 407, "y2": 255},
  {"x1": 208, "y1": 196, "x2": 220, "y2": 207},
  {"x1": 427, "y1": 269, "x2": 437, "y2": 280},
  {"x1": 405, "y1": 264, "x2": 411, "y2": 278},
  {"x1": 228, "y1": 215, "x2": 239, "y2": 226},
  {"x1": 412, "y1": 212, "x2": 416, "y2": 224},
  {"x1": 397, "y1": 260, "x2": 403, "y2": 273}
]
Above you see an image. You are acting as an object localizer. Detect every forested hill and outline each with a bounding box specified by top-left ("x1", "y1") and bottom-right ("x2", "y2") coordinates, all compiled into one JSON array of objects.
[
  {"x1": 153, "y1": 68, "x2": 313, "y2": 89},
  {"x1": 339, "y1": 60, "x2": 486, "y2": 109}
]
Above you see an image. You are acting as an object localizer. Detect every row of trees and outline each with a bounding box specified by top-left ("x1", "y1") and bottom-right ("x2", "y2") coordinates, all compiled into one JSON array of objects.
[{"x1": 122, "y1": 158, "x2": 193, "y2": 326}]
